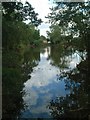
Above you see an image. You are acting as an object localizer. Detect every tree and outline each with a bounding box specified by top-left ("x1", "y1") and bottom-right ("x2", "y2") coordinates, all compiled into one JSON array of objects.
[
  {"x1": 2, "y1": 1, "x2": 42, "y2": 119},
  {"x1": 2, "y1": 1, "x2": 42, "y2": 50},
  {"x1": 47, "y1": 24, "x2": 63, "y2": 44},
  {"x1": 47, "y1": 1, "x2": 90, "y2": 53},
  {"x1": 47, "y1": 2, "x2": 90, "y2": 119},
  {"x1": 2, "y1": 2, "x2": 42, "y2": 26}
]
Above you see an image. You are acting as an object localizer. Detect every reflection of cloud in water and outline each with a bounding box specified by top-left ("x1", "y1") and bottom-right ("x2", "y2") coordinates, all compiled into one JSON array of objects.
[
  {"x1": 24, "y1": 55, "x2": 60, "y2": 88},
  {"x1": 23, "y1": 90, "x2": 38, "y2": 108},
  {"x1": 39, "y1": 89, "x2": 50, "y2": 94},
  {"x1": 21, "y1": 47, "x2": 69, "y2": 117},
  {"x1": 23, "y1": 53, "x2": 60, "y2": 108},
  {"x1": 31, "y1": 104, "x2": 49, "y2": 114},
  {"x1": 64, "y1": 52, "x2": 82, "y2": 70},
  {"x1": 69, "y1": 52, "x2": 82, "y2": 69},
  {"x1": 30, "y1": 94, "x2": 52, "y2": 114}
]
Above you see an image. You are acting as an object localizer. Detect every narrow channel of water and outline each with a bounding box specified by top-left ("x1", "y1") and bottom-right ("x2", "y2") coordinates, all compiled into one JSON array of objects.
[{"x1": 20, "y1": 46, "x2": 82, "y2": 118}]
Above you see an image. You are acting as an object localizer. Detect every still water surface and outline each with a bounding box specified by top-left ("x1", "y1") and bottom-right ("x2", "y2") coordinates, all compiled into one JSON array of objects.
[{"x1": 20, "y1": 46, "x2": 82, "y2": 118}]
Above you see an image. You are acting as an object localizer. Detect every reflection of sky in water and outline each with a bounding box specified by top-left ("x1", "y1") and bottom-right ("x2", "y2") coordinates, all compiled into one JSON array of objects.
[
  {"x1": 67, "y1": 52, "x2": 82, "y2": 69},
  {"x1": 59, "y1": 52, "x2": 82, "y2": 73},
  {"x1": 20, "y1": 47, "x2": 81, "y2": 118}
]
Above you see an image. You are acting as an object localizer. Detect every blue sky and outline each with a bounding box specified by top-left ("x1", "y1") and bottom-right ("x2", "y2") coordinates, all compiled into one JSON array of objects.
[{"x1": 20, "y1": 0, "x2": 54, "y2": 37}]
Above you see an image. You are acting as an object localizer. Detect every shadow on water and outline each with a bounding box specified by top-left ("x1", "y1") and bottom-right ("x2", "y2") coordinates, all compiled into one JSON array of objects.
[{"x1": 2, "y1": 44, "x2": 90, "y2": 119}]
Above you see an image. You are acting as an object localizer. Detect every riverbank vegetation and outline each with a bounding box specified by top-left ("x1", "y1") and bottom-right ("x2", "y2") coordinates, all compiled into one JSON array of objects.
[
  {"x1": 46, "y1": 1, "x2": 90, "y2": 86},
  {"x1": 47, "y1": 1, "x2": 90, "y2": 119},
  {"x1": 2, "y1": 1, "x2": 90, "y2": 119},
  {"x1": 47, "y1": 2, "x2": 90, "y2": 53},
  {"x1": 2, "y1": 2, "x2": 43, "y2": 50},
  {"x1": 2, "y1": 1, "x2": 42, "y2": 118}
]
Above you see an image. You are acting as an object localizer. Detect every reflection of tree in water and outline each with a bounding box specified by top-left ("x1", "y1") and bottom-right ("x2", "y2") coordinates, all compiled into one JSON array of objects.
[
  {"x1": 2, "y1": 47, "x2": 40, "y2": 119},
  {"x1": 48, "y1": 44, "x2": 90, "y2": 119},
  {"x1": 22, "y1": 47, "x2": 40, "y2": 80},
  {"x1": 50, "y1": 44, "x2": 84, "y2": 73},
  {"x1": 47, "y1": 2, "x2": 90, "y2": 118},
  {"x1": 48, "y1": 57, "x2": 90, "y2": 119},
  {"x1": 50, "y1": 44, "x2": 74, "y2": 69},
  {"x1": 2, "y1": 51, "x2": 24, "y2": 119}
]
